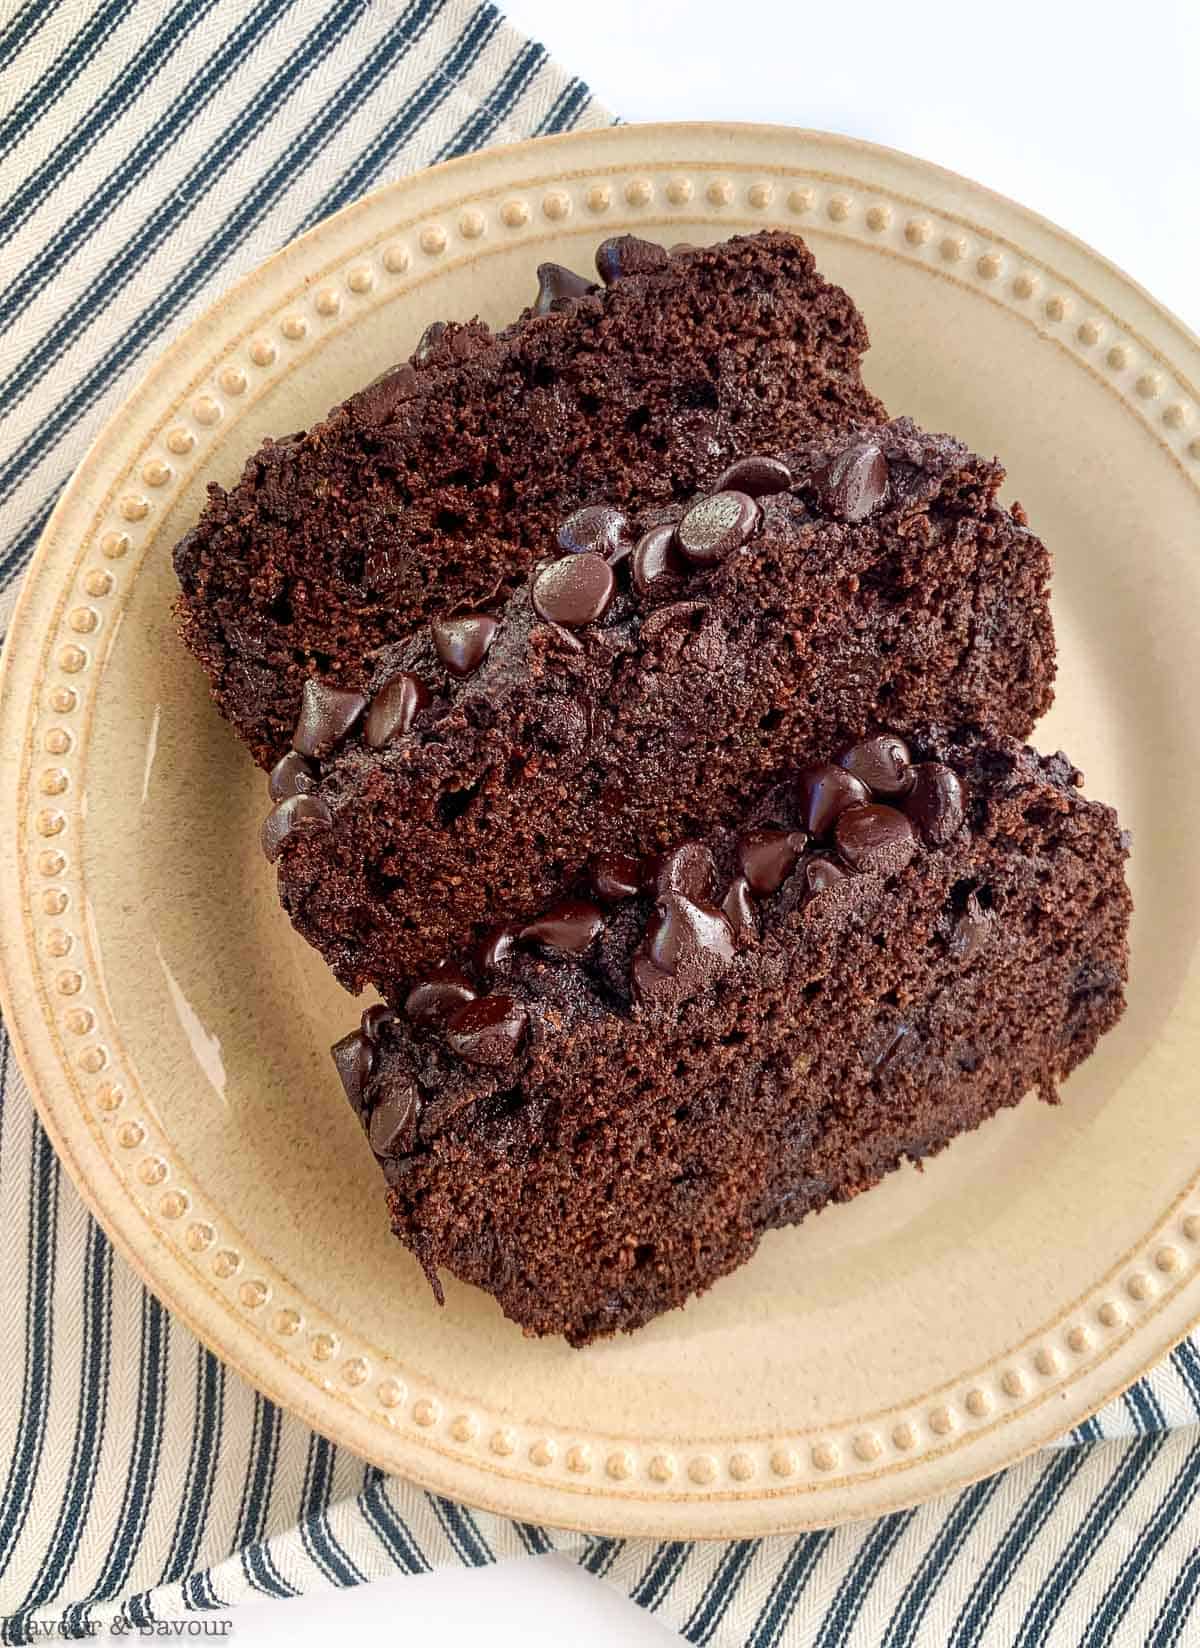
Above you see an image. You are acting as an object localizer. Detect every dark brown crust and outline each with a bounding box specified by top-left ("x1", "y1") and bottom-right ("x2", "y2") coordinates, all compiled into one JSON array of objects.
[
  {"x1": 347, "y1": 730, "x2": 1128, "y2": 1345},
  {"x1": 274, "y1": 420, "x2": 1055, "y2": 991},
  {"x1": 173, "y1": 232, "x2": 886, "y2": 766}
]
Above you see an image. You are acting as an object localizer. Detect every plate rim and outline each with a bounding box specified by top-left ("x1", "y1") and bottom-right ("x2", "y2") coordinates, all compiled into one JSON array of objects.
[{"x1": 3, "y1": 120, "x2": 1200, "y2": 1539}]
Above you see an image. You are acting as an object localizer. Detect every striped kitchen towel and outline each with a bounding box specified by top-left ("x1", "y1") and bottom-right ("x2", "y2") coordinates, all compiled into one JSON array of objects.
[{"x1": 0, "y1": 3, "x2": 1198, "y2": 1644}]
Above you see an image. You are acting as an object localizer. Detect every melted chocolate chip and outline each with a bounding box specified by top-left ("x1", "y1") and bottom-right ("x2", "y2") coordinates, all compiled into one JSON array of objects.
[
  {"x1": 268, "y1": 750, "x2": 317, "y2": 802},
  {"x1": 411, "y1": 321, "x2": 446, "y2": 366},
  {"x1": 800, "y1": 857, "x2": 848, "y2": 896},
  {"x1": 630, "y1": 952, "x2": 675, "y2": 1005},
  {"x1": 364, "y1": 671, "x2": 430, "y2": 749},
  {"x1": 594, "y1": 235, "x2": 669, "y2": 283},
  {"x1": 367, "y1": 1080, "x2": 421, "y2": 1158},
  {"x1": 261, "y1": 794, "x2": 332, "y2": 862},
  {"x1": 643, "y1": 894, "x2": 735, "y2": 979},
  {"x1": 331, "y1": 1029, "x2": 374, "y2": 1115},
  {"x1": 533, "y1": 262, "x2": 594, "y2": 315},
  {"x1": 631, "y1": 523, "x2": 685, "y2": 597},
  {"x1": 811, "y1": 439, "x2": 890, "y2": 522},
  {"x1": 532, "y1": 553, "x2": 615, "y2": 628},
  {"x1": 950, "y1": 892, "x2": 993, "y2": 965},
  {"x1": 520, "y1": 900, "x2": 605, "y2": 955},
  {"x1": 737, "y1": 828, "x2": 807, "y2": 895},
  {"x1": 556, "y1": 504, "x2": 633, "y2": 562},
  {"x1": 869, "y1": 1022, "x2": 913, "y2": 1075},
  {"x1": 590, "y1": 853, "x2": 642, "y2": 902},
  {"x1": 838, "y1": 734, "x2": 914, "y2": 797},
  {"x1": 714, "y1": 455, "x2": 793, "y2": 497},
  {"x1": 405, "y1": 964, "x2": 477, "y2": 1029},
  {"x1": 647, "y1": 841, "x2": 717, "y2": 902},
  {"x1": 476, "y1": 922, "x2": 521, "y2": 974},
  {"x1": 834, "y1": 804, "x2": 917, "y2": 876},
  {"x1": 904, "y1": 762, "x2": 967, "y2": 844},
  {"x1": 674, "y1": 490, "x2": 760, "y2": 567},
  {"x1": 292, "y1": 679, "x2": 367, "y2": 758},
  {"x1": 721, "y1": 876, "x2": 758, "y2": 939},
  {"x1": 445, "y1": 995, "x2": 528, "y2": 1066},
  {"x1": 360, "y1": 1003, "x2": 398, "y2": 1042},
  {"x1": 431, "y1": 613, "x2": 499, "y2": 677},
  {"x1": 795, "y1": 764, "x2": 870, "y2": 837}
]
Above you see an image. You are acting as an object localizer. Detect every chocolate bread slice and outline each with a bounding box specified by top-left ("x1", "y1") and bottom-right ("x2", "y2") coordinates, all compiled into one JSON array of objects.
[
  {"x1": 174, "y1": 231, "x2": 887, "y2": 766},
  {"x1": 331, "y1": 728, "x2": 1129, "y2": 1345},
  {"x1": 265, "y1": 419, "x2": 1055, "y2": 991}
]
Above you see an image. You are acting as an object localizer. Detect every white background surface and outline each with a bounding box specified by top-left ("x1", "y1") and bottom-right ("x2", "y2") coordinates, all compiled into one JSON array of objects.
[{"x1": 136, "y1": 2, "x2": 1198, "y2": 1642}]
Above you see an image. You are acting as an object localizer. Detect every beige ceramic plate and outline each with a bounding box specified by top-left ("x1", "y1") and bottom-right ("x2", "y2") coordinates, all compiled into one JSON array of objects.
[{"x1": 2, "y1": 123, "x2": 1200, "y2": 1539}]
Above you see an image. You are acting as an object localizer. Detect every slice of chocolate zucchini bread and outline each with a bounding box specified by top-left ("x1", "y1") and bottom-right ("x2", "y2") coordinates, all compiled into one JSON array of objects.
[
  {"x1": 330, "y1": 727, "x2": 1129, "y2": 1346},
  {"x1": 264, "y1": 419, "x2": 1055, "y2": 991},
  {"x1": 174, "y1": 231, "x2": 887, "y2": 766}
]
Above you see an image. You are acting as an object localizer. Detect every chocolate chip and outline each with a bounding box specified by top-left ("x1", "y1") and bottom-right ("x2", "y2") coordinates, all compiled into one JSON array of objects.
[
  {"x1": 834, "y1": 804, "x2": 918, "y2": 876},
  {"x1": 838, "y1": 734, "x2": 914, "y2": 797},
  {"x1": 904, "y1": 763, "x2": 967, "y2": 845},
  {"x1": 721, "y1": 876, "x2": 758, "y2": 939},
  {"x1": 811, "y1": 439, "x2": 890, "y2": 522},
  {"x1": 674, "y1": 490, "x2": 760, "y2": 567},
  {"x1": 795, "y1": 764, "x2": 870, "y2": 837},
  {"x1": 590, "y1": 853, "x2": 642, "y2": 902},
  {"x1": 404, "y1": 964, "x2": 477, "y2": 1029},
  {"x1": 361, "y1": 1003, "x2": 398, "y2": 1042},
  {"x1": 950, "y1": 892, "x2": 993, "y2": 965},
  {"x1": 261, "y1": 794, "x2": 332, "y2": 862},
  {"x1": 737, "y1": 828, "x2": 807, "y2": 895},
  {"x1": 643, "y1": 894, "x2": 734, "y2": 979},
  {"x1": 630, "y1": 952, "x2": 675, "y2": 1005},
  {"x1": 364, "y1": 671, "x2": 430, "y2": 749},
  {"x1": 800, "y1": 857, "x2": 848, "y2": 896},
  {"x1": 714, "y1": 455, "x2": 793, "y2": 497},
  {"x1": 331, "y1": 1029, "x2": 374, "y2": 1115},
  {"x1": 292, "y1": 679, "x2": 367, "y2": 758},
  {"x1": 476, "y1": 922, "x2": 521, "y2": 974},
  {"x1": 445, "y1": 995, "x2": 528, "y2": 1066},
  {"x1": 268, "y1": 750, "x2": 317, "y2": 802},
  {"x1": 411, "y1": 321, "x2": 445, "y2": 366},
  {"x1": 533, "y1": 262, "x2": 594, "y2": 315},
  {"x1": 647, "y1": 841, "x2": 717, "y2": 902},
  {"x1": 431, "y1": 613, "x2": 499, "y2": 677},
  {"x1": 594, "y1": 235, "x2": 669, "y2": 284},
  {"x1": 367, "y1": 1080, "x2": 421, "y2": 1158},
  {"x1": 631, "y1": 523, "x2": 686, "y2": 597},
  {"x1": 556, "y1": 504, "x2": 633, "y2": 563},
  {"x1": 532, "y1": 553, "x2": 615, "y2": 628},
  {"x1": 520, "y1": 900, "x2": 605, "y2": 956},
  {"x1": 869, "y1": 1022, "x2": 913, "y2": 1075}
]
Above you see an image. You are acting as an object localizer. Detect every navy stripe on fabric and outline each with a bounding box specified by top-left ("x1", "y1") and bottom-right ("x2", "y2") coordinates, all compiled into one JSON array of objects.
[
  {"x1": 0, "y1": 0, "x2": 66, "y2": 77},
  {"x1": 297, "y1": 1434, "x2": 367, "y2": 1589},
  {"x1": 682, "y1": 1539, "x2": 760, "y2": 1646},
  {"x1": 881, "y1": 1476, "x2": 1002, "y2": 1648},
  {"x1": 356, "y1": 1467, "x2": 429, "y2": 1575},
  {"x1": 1171, "y1": 1339, "x2": 1200, "y2": 1418},
  {"x1": 746, "y1": 1533, "x2": 833, "y2": 1648},
  {"x1": 65, "y1": 1293, "x2": 171, "y2": 1630},
  {"x1": 295, "y1": 0, "x2": 490, "y2": 230},
  {"x1": 948, "y1": 1447, "x2": 1092, "y2": 1648},
  {"x1": 815, "y1": 1513, "x2": 916, "y2": 1648},
  {"x1": 0, "y1": 0, "x2": 371, "y2": 459},
  {"x1": 159, "y1": 1348, "x2": 226, "y2": 1584},
  {"x1": 534, "y1": 76, "x2": 592, "y2": 137},
  {"x1": 0, "y1": 1124, "x2": 60, "y2": 1576},
  {"x1": 0, "y1": 0, "x2": 299, "y2": 332},
  {"x1": 426, "y1": 1493, "x2": 493, "y2": 1568},
  {"x1": 0, "y1": 487, "x2": 57, "y2": 597},
  {"x1": 432, "y1": 36, "x2": 546, "y2": 160},
  {"x1": 1082, "y1": 1436, "x2": 1200, "y2": 1648},
  {"x1": 1014, "y1": 1434, "x2": 1167, "y2": 1648},
  {"x1": 236, "y1": 1398, "x2": 295, "y2": 1600},
  {"x1": 13, "y1": 1220, "x2": 113, "y2": 1614},
  {"x1": 0, "y1": 0, "x2": 218, "y2": 251},
  {"x1": 0, "y1": 0, "x2": 137, "y2": 165},
  {"x1": 580, "y1": 1536, "x2": 623, "y2": 1577},
  {"x1": 1149, "y1": 1536, "x2": 1200, "y2": 1648},
  {"x1": 1124, "y1": 1380, "x2": 1167, "y2": 1435},
  {"x1": 631, "y1": 1541, "x2": 692, "y2": 1610}
]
